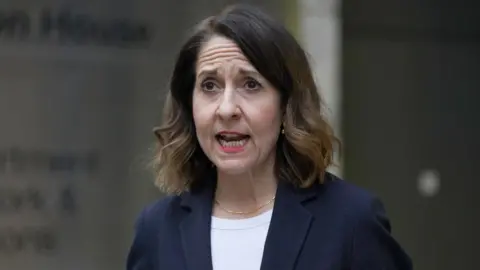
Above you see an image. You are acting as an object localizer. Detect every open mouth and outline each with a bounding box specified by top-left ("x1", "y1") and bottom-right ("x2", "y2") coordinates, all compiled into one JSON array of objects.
[{"x1": 215, "y1": 133, "x2": 250, "y2": 148}]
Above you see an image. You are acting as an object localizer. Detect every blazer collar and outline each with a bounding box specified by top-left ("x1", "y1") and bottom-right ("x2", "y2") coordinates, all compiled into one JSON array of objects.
[
  {"x1": 179, "y1": 175, "x2": 216, "y2": 270},
  {"x1": 260, "y1": 180, "x2": 316, "y2": 270},
  {"x1": 179, "y1": 175, "x2": 319, "y2": 270}
]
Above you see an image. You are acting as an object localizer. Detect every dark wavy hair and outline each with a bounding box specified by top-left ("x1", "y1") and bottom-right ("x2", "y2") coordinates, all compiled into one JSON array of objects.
[{"x1": 152, "y1": 4, "x2": 340, "y2": 194}]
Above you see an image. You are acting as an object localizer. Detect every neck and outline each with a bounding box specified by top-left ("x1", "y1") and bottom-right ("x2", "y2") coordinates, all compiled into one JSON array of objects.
[{"x1": 213, "y1": 166, "x2": 277, "y2": 217}]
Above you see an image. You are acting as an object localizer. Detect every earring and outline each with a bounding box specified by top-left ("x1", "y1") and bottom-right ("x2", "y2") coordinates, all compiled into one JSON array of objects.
[{"x1": 281, "y1": 128, "x2": 285, "y2": 134}]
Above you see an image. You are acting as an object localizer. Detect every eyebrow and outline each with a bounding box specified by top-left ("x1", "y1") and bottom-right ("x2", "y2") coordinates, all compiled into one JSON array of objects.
[
  {"x1": 196, "y1": 69, "x2": 219, "y2": 79},
  {"x1": 238, "y1": 68, "x2": 260, "y2": 78},
  {"x1": 196, "y1": 66, "x2": 260, "y2": 79}
]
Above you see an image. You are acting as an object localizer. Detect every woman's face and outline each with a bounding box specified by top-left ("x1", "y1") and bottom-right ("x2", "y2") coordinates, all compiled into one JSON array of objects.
[{"x1": 192, "y1": 35, "x2": 282, "y2": 175}]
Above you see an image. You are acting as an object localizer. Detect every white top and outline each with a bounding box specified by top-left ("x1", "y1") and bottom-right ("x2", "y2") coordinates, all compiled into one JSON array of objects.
[{"x1": 211, "y1": 209, "x2": 273, "y2": 270}]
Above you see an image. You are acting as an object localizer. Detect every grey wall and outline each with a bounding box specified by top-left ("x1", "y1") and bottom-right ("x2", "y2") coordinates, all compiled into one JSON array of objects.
[{"x1": 0, "y1": 1, "x2": 283, "y2": 269}]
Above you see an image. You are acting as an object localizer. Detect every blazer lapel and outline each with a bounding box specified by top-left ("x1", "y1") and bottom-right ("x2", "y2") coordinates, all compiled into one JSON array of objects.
[
  {"x1": 260, "y1": 182, "x2": 316, "y2": 270},
  {"x1": 179, "y1": 179, "x2": 215, "y2": 270}
]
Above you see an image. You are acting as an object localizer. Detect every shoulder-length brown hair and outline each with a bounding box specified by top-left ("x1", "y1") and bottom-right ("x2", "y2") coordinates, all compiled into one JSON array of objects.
[{"x1": 152, "y1": 4, "x2": 340, "y2": 194}]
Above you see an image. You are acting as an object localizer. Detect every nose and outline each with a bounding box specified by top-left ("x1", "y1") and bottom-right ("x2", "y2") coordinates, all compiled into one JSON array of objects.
[{"x1": 216, "y1": 87, "x2": 240, "y2": 120}]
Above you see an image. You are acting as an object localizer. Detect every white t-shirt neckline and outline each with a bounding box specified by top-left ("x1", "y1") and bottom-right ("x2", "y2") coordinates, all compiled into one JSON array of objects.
[{"x1": 211, "y1": 209, "x2": 273, "y2": 230}]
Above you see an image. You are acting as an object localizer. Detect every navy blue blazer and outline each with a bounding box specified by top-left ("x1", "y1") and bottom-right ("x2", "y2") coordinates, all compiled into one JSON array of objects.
[{"x1": 127, "y1": 173, "x2": 413, "y2": 270}]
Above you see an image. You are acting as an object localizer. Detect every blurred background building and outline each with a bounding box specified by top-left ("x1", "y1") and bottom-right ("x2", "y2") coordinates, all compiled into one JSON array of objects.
[{"x1": 0, "y1": 0, "x2": 478, "y2": 269}]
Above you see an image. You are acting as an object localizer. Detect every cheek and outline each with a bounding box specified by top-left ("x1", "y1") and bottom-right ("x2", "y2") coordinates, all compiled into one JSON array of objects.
[
  {"x1": 252, "y1": 104, "x2": 282, "y2": 142},
  {"x1": 261, "y1": 96, "x2": 282, "y2": 124},
  {"x1": 192, "y1": 111, "x2": 209, "y2": 138},
  {"x1": 192, "y1": 92, "x2": 206, "y2": 128},
  {"x1": 262, "y1": 105, "x2": 281, "y2": 122},
  {"x1": 192, "y1": 94, "x2": 213, "y2": 142},
  {"x1": 192, "y1": 91, "x2": 201, "y2": 121}
]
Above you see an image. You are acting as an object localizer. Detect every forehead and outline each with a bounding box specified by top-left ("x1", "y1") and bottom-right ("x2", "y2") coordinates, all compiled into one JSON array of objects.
[{"x1": 196, "y1": 35, "x2": 255, "y2": 73}]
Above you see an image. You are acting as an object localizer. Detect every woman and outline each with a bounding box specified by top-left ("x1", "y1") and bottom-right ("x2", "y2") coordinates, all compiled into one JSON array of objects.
[{"x1": 127, "y1": 4, "x2": 412, "y2": 270}]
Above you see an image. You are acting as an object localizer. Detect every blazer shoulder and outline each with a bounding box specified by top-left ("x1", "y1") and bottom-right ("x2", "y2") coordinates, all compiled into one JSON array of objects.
[
  {"x1": 127, "y1": 195, "x2": 183, "y2": 269},
  {"x1": 137, "y1": 195, "x2": 182, "y2": 227},
  {"x1": 320, "y1": 173, "x2": 380, "y2": 214},
  {"x1": 320, "y1": 174, "x2": 413, "y2": 269},
  {"x1": 314, "y1": 174, "x2": 391, "y2": 232}
]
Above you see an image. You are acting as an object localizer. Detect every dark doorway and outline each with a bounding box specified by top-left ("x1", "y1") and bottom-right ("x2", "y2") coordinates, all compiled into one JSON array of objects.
[{"x1": 341, "y1": 1, "x2": 480, "y2": 269}]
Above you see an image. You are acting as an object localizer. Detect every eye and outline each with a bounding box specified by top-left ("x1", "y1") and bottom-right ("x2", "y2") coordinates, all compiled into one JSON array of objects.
[
  {"x1": 201, "y1": 79, "x2": 219, "y2": 92},
  {"x1": 244, "y1": 78, "x2": 262, "y2": 91}
]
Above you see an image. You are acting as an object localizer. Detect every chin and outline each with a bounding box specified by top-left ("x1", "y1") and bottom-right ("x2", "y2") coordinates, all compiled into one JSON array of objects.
[{"x1": 215, "y1": 160, "x2": 253, "y2": 175}]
